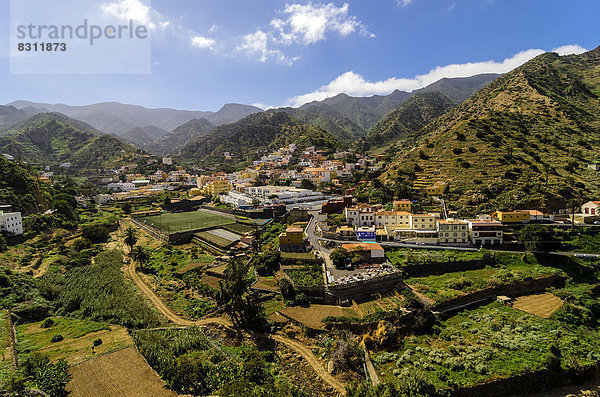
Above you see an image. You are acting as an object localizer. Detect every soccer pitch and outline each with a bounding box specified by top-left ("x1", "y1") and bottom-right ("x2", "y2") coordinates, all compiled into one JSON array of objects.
[{"x1": 140, "y1": 210, "x2": 236, "y2": 234}]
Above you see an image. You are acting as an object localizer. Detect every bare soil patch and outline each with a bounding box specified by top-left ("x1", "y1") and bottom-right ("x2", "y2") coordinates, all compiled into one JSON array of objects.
[{"x1": 512, "y1": 292, "x2": 563, "y2": 318}]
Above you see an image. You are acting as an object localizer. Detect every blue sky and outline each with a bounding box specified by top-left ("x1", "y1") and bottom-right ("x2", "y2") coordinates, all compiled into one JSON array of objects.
[{"x1": 0, "y1": 0, "x2": 598, "y2": 111}]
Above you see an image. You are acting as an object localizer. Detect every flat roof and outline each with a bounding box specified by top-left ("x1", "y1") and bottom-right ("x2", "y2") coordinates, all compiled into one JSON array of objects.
[{"x1": 342, "y1": 243, "x2": 384, "y2": 251}]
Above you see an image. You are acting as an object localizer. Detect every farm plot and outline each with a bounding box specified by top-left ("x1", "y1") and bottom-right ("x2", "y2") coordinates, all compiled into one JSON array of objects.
[
  {"x1": 222, "y1": 222, "x2": 254, "y2": 235},
  {"x1": 281, "y1": 304, "x2": 357, "y2": 329},
  {"x1": 140, "y1": 210, "x2": 235, "y2": 234},
  {"x1": 512, "y1": 292, "x2": 563, "y2": 318},
  {"x1": 67, "y1": 346, "x2": 176, "y2": 397},
  {"x1": 16, "y1": 317, "x2": 132, "y2": 365}
]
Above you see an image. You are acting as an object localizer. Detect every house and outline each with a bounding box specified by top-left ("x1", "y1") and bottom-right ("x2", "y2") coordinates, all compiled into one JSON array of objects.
[
  {"x1": 95, "y1": 194, "x2": 113, "y2": 205},
  {"x1": 107, "y1": 182, "x2": 135, "y2": 192},
  {"x1": 302, "y1": 167, "x2": 331, "y2": 183},
  {"x1": 589, "y1": 163, "x2": 600, "y2": 171},
  {"x1": 279, "y1": 227, "x2": 305, "y2": 252},
  {"x1": 321, "y1": 196, "x2": 353, "y2": 214},
  {"x1": 466, "y1": 218, "x2": 503, "y2": 246},
  {"x1": 0, "y1": 210, "x2": 23, "y2": 235},
  {"x1": 494, "y1": 211, "x2": 530, "y2": 223},
  {"x1": 425, "y1": 181, "x2": 448, "y2": 196},
  {"x1": 374, "y1": 211, "x2": 411, "y2": 227},
  {"x1": 523, "y1": 210, "x2": 555, "y2": 223},
  {"x1": 581, "y1": 201, "x2": 600, "y2": 216},
  {"x1": 59, "y1": 162, "x2": 71, "y2": 169},
  {"x1": 202, "y1": 180, "x2": 232, "y2": 196},
  {"x1": 2, "y1": 154, "x2": 14, "y2": 161},
  {"x1": 393, "y1": 200, "x2": 413, "y2": 213},
  {"x1": 289, "y1": 207, "x2": 310, "y2": 222},
  {"x1": 437, "y1": 219, "x2": 469, "y2": 245},
  {"x1": 341, "y1": 242, "x2": 385, "y2": 261},
  {"x1": 162, "y1": 157, "x2": 173, "y2": 165}
]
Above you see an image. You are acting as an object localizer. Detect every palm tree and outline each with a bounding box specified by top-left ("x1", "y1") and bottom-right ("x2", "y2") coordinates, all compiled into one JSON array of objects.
[
  {"x1": 124, "y1": 226, "x2": 138, "y2": 252},
  {"x1": 131, "y1": 246, "x2": 150, "y2": 270}
]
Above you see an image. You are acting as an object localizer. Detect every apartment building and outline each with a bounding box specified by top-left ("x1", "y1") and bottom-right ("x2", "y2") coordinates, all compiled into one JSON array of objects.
[
  {"x1": 437, "y1": 219, "x2": 469, "y2": 245},
  {"x1": 466, "y1": 218, "x2": 504, "y2": 246},
  {"x1": 0, "y1": 210, "x2": 23, "y2": 235}
]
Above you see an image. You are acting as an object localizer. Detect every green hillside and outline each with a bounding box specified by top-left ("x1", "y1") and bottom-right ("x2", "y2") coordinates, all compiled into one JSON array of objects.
[
  {"x1": 0, "y1": 156, "x2": 50, "y2": 214},
  {"x1": 354, "y1": 92, "x2": 455, "y2": 152},
  {"x1": 280, "y1": 105, "x2": 365, "y2": 141},
  {"x1": 178, "y1": 111, "x2": 340, "y2": 163},
  {"x1": 145, "y1": 118, "x2": 215, "y2": 155},
  {"x1": 382, "y1": 47, "x2": 600, "y2": 213},
  {"x1": 0, "y1": 113, "x2": 139, "y2": 170}
]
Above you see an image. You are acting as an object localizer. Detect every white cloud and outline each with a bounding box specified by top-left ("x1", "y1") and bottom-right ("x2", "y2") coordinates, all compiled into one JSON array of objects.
[
  {"x1": 236, "y1": 29, "x2": 301, "y2": 65},
  {"x1": 286, "y1": 46, "x2": 588, "y2": 107},
  {"x1": 396, "y1": 0, "x2": 413, "y2": 6},
  {"x1": 252, "y1": 102, "x2": 275, "y2": 110},
  {"x1": 101, "y1": 0, "x2": 152, "y2": 26},
  {"x1": 191, "y1": 35, "x2": 216, "y2": 49},
  {"x1": 237, "y1": 2, "x2": 372, "y2": 65},
  {"x1": 552, "y1": 44, "x2": 587, "y2": 56},
  {"x1": 277, "y1": 3, "x2": 372, "y2": 44},
  {"x1": 102, "y1": 0, "x2": 216, "y2": 51}
]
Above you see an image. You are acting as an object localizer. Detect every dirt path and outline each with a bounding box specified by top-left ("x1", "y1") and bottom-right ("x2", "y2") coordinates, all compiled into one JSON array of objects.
[
  {"x1": 118, "y1": 221, "x2": 346, "y2": 395},
  {"x1": 272, "y1": 335, "x2": 346, "y2": 396}
]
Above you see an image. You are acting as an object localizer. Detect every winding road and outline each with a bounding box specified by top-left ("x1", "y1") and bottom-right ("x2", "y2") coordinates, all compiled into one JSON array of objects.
[{"x1": 121, "y1": 229, "x2": 346, "y2": 395}]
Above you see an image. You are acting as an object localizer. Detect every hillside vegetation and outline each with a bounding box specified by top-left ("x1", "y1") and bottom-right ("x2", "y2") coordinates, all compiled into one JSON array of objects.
[
  {"x1": 145, "y1": 118, "x2": 215, "y2": 155},
  {"x1": 355, "y1": 92, "x2": 455, "y2": 152},
  {"x1": 383, "y1": 47, "x2": 600, "y2": 213},
  {"x1": 0, "y1": 156, "x2": 50, "y2": 214},
  {"x1": 0, "y1": 113, "x2": 139, "y2": 170},
  {"x1": 178, "y1": 111, "x2": 340, "y2": 163}
]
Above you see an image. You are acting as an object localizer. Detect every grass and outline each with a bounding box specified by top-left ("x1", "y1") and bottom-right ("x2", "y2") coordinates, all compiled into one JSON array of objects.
[
  {"x1": 406, "y1": 253, "x2": 560, "y2": 305},
  {"x1": 16, "y1": 317, "x2": 132, "y2": 365},
  {"x1": 375, "y1": 302, "x2": 600, "y2": 390},
  {"x1": 140, "y1": 210, "x2": 235, "y2": 234},
  {"x1": 284, "y1": 263, "x2": 324, "y2": 287},
  {"x1": 386, "y1": 248, "x2": 490, "y2": 267}
]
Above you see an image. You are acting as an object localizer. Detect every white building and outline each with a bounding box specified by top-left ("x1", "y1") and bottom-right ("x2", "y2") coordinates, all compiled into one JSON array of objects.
[
  {"x1": 466, "y1": 218, "x2": 504, "y2": 246},
  {"x1": 95, "y1": 194, "x2": 113, "y2": 205},
  {"x1": 0, "y1": 211, "x2": 23, "y2": 235},
  {"x1": 162, "y1": 157, "x2": 173, "y2": 165},
  {"x1": 244, "y1": 186, "x2": 323, "y2": 204},
  {"x1": 2, "y1": 154, "x2": 14, "y2": 161},
  {"x1": 107, "y1": 182, "x2": 135, "y2": 192},
  {"x1": 220, "y1": 191, "x2": 256, "y2": 207}
]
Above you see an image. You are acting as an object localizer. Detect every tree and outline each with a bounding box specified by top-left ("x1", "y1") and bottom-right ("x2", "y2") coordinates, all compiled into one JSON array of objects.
[
  {"x1": 300, "y1": 179, "x2": 316, "y2": 190},
  {"x1": 253, "y1": 251, "x2": 280, "y2": 276},
  {"x1": 82, "y1": 225, "x2": 110, "y2": 244},
  {"x1": 330, "y1": 247, "x2": 349, "y2": 269},
  {"x1": 131, "y1": 246, "x2": 150, "y2": 269},
  {"x1": 121, "y1": 202, "x2": 132, "y2": 214},
  {"x1": 519, "y1": 224, "x2": 546, "y2": 252},
  {"x1": 217, "y1": 257, "x2": 265, "y2": 329},
  {"x1": 124, "y1": 226, "x2": 138, "y2": 252}
]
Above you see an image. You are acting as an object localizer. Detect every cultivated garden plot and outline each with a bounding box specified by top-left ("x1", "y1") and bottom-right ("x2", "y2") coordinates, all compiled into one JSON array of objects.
[
  {"x1": 373, "y1": 302, "x2": 600, "y2": 390},
  {"x1": 512, "y1": 292, "x2": 564, "y2": 318},
  {"x1": 16, "y1": 317, "x2": 132, "y2": 365}
]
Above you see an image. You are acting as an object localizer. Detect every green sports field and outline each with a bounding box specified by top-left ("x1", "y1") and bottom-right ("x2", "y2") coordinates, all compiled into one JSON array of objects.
[{"x1": 140, "y1": 210, "x2": 235, "y2": 234}]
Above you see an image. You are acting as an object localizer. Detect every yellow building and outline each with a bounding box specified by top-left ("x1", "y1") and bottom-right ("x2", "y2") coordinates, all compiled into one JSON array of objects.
[
  {"x1": 279, "y1": 227, "x2": 305, "y2": 252},
  {"x1": 190, "y1": 188, "x2": 203, "y2": 196},
  {"x1": 425, "y1": 181, "x2": 448, "y2": 196},
  {"x1": 494, "y1": 211, "x2": 529, "y2": 223},
  {"x1": 393, "y1": 200, "x2": 413, "y2": 212},
  {"x1": 203, "y1": 180, "x2": 232, "y2": 195}
]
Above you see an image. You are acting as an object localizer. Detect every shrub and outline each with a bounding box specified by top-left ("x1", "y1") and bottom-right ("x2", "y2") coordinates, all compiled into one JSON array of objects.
[
  {"x1": 93, "y1": 338, "x2": 103, "y2": 347},
  {"x1": 51, "y1": 334, "x2": 64, "y2": 343},
  {"x1": 452, "y1": 147, "x2": 463, "y2": 155},
  {"x1": 82, "y1": 225, "x2": 110, "y2": 244},
  {"x1": 41, "y1": 318, "x2": 55, "y2": 328}
]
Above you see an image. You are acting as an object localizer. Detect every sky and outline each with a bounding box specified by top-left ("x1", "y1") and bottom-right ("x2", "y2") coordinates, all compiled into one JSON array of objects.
[{"x1": 0, "y1": 0, "x2": 598, "y2": 111}]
